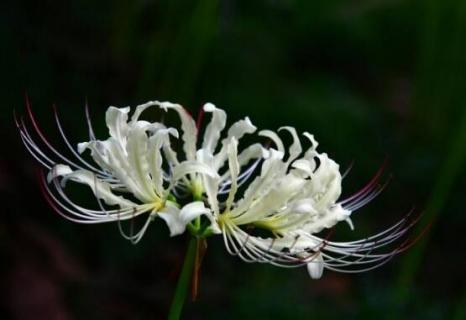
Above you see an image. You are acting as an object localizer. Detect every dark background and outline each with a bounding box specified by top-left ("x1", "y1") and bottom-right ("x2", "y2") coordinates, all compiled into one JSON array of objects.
[{"x1": 1, "y1": 0, "x2": 466, "y2": 319}]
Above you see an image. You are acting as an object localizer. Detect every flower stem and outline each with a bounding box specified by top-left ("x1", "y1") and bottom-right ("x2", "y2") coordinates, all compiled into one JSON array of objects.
[{"x1": 168, "y1": 236, "x2": 197, "y2": 320}]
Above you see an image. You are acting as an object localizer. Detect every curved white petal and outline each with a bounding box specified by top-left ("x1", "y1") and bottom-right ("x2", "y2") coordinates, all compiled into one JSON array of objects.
[
  {"x1": 304, "y1": 153, "x2": 343, "y2": 210},
  {"x1": 196, "y1": 149, "x2": 220, "y2": 215},
  {"x1": 234, "y1": 173, "x2": 306, "y2": 225},
  {"x1": 259, "y1": 129, "x2": 285, "y2": 153},
  {"x1": 130, "y1": 101, "x2": 158, "y2": 123},
  {"x1": 48, "y1": 165, "x2": 136, "y2": 208},
  {"x1": 225, "y1": 138, "x2": 239, "y2": 212},
  {"x1": 126, "y1": 123, "x2": 158, "y2": 200},
  {"x1": 303, "y1": 204, "x2": 351, "y2": 234},
  {"x1": 225, "y1": 117, "x2": 257, "y2": 141},
  {"x1": 148, "y1": 128, "x2": 178, "y2": 195},
  {"x1": 77, "y1": 140, "x2": 113, "y2": 173},
  {"x1": 179, "y1": 201, "x2": 212, "y2": 225},
  {"x1": 157, "y1": 101, "x2": 197, "y2": 161},
  {"x1": 106, "y1": 107, "x2": 130, "y2": 147},
  {"x1": 279, "y1": 126, "x2": 302, "y2": 163},
  {"x1": 307, "y1": 252, "x2": 324, "y2": 279},
  {"x1": 202, "y1": 103, "x2": 226, "y2": 154},
  {"x1": 47, "y1": 164, "x2": 73, "y2": 182},
  {"x1": 213, "y1": 117, "x2": 257, "y2": 170},
  {"x1": 158, "y1": 201, "x2": 211, "y2": 237},
  {"x1": 105, "y1": 138, "x2": 152, "y2": 202},
  {"x1": 291, "y1": 159, "x2": 315, "y2": 177},
  {"x1": 232, "y1": 149, "x2": 286, "y2": 218},
  {"x1": 303, "y1": 132, "x2": 319, "y2": 158},
  {"x1": 172, "y1": 160, "x2": 219, "y2": 183}
]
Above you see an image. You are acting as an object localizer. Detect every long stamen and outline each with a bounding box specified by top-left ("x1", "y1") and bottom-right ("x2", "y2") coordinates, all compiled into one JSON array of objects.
[
  {"x1": 344, "y1": 177, "x2": 391, "y2": 211},
  {"x1": 342, "y1": 161, "x2": 354, "y2": 179},
  {"x1": 53, "y1": 105, "x2": 110, "y2": 176},
  {"x1": 84, "y1": 99, "x2": 96, "y2": 141},
  {"x1": 17, "y1": 116, "x2": 55, "y2": 168},
  {"x1": 24, "y1": 95, "x2": 89, "y2": 171},
  {"x1": 226, "y1": 223, "x2": 333, "y2": 268},
  {"x1": 340, "y1": 160, "x2": 387, "y2": 205},
  {"x1": 321, "y1": 210, "x2": 426, "y2": 271}
]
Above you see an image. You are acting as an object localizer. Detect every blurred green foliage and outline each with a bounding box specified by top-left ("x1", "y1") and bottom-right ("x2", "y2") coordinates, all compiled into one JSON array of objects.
[{"x1": 1, "y1": 0, "x2": 466, "y2": 319}]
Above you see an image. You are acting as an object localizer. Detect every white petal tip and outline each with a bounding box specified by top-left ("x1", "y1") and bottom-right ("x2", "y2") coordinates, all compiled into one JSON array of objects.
[
  {"x1": 303, "y1": 132, "x2": 319, "y2": 149},
  {"x1": 47, "y1": 164, "x2": 72, "y2": 183},
  {"x1": 261, "y1": 148, "x2": 271, "y2": 158},
  {"x1": 245, "y1": 117, "x2": 257, "y2": 131},
  {"x1": 77, "y1": 142, "x2": 89, "y2": 154},
  {"x1": 345, "y1": 218, "x2": 355, "y2": 230},
  {"x1": 278, "y1": 126, "x2": 292, "y2": 132},
  {"x1": 307, "y1": 253, "x2": 324, "y2": 279},
  {"x1": 203, "y1": 103, "x2": 216, "y2": 111},
  {"x1": 156, "y1": 101, "x2": 179, "y2": 111},
  {"x1": 109, "y1": 106, "x2": 130, "y2": 113},
  {"x1": 168, "y1": 128, "x2": 179, "y2": 138},
  {"x1": 208, "y1": 224, "x2": 222, "y2": 235}
]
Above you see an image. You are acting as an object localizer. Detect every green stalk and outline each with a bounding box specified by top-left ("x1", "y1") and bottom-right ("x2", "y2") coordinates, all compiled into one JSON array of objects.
[{"x1": 168, "y1": 237, "x2": 197, "y2": 320}]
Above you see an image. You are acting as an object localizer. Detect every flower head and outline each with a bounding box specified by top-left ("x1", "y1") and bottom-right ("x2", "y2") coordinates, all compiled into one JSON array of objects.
[
  {"x1": 196, "y1": 127, "x2": 421, "y2": 279},
  {"x1": 16, "y1": 99, "x2": 219, "y2": 242},
  {"x1": 17, "y1": 97, "x2": 423, "y2": 278}
]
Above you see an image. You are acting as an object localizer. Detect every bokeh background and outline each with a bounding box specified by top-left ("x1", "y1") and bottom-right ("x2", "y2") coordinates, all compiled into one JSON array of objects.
[{"x1": 1, "y1": 0, "x2": 466, "y2": 319}]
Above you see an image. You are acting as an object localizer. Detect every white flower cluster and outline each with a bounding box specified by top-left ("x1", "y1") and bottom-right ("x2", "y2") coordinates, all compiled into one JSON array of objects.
[{"x1": 16, "y1": 99, "x2": 418, "y2": 279}]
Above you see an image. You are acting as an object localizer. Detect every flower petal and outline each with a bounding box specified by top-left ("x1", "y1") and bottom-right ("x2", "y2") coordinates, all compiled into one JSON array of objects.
[
  {"x1": 202, "y1": 103, "x2": 226, "y2": 154},
  {"x1": 279, "y1": 126, "x2": 302, "y2": 163},
  {"x1": 259, "y1": 129, "x2": 285, "y2": 153},
  {"x1": 307, "y1": 252, "x2": 324, "y2": 279},
  {"x1": 157, "y1": 101, "x2": 197, "y2": 161},
  {"x1": 179, "y1": 201, "x2": 212, "y2": 226},
  {"x1": 48, "y1": 165, "x2": 136, "y2": 208},
  {"x1": 148, "y1": 128, "x2": 178, "y2": 195},
  {"x1": 303, "y1": 132, "x2": 319, "y2": 158},
  {"x1": 225, "y1": 138, "x2": 239, "y2": 211},
  {"x1": 77, "y1": 140, "x2": 114, "y2": 174},
  {"x1": 105, "y1": 138, "x2": 152, "y2": 202},
  {"x1": 225, "y1": 117, "x2": 257, "y2": 141},
  {"x1": 213, "y1": 117, "x2": 258, "y2": 170},
  {"x1": 158, "y1": 201, "x2": 211, "y2": 237},
  {"x1": 236, "y1": 173, "x2": 306, "y2": 224},
  {"x1": 291, "y1": 159, "x2": 315, "y2": 177},
  {"x1": 172, "y1": 160, "x2": 219, "y2": 183},
  {"x1": 106, "y1": 107, "x2": 130, "y2": 147},
  {"x1": 196, "y1": 149, "x2": 221, "y2": 215},
  {"x1": 303, "y1": 204, "x2": 351, "y2": 234},
  {"x1": 130, "y1": 101, "x2": 158, "y2": 123},
  {"x1": 126, "y1": 123, "x2": 158, "y2": 200},
  {"x1": 47, "y1": 164, "x2": 73, "y2": 182}
]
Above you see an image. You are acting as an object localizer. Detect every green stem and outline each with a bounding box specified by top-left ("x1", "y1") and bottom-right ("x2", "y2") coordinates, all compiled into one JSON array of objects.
[{"x1": 168, "y1": 237, "x2": 197, "y2": 320}]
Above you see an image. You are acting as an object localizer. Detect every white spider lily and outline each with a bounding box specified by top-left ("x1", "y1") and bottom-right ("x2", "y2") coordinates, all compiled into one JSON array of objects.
[
  {"x1": 16, "y1": 99, "x2": 218, "y2": 242},
  {"x1": 207, "y1": 128, "x2": 419, "y2": 279},
  {"x1": 17, "y1": 97, "x2": 423, "y2": 280}
]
